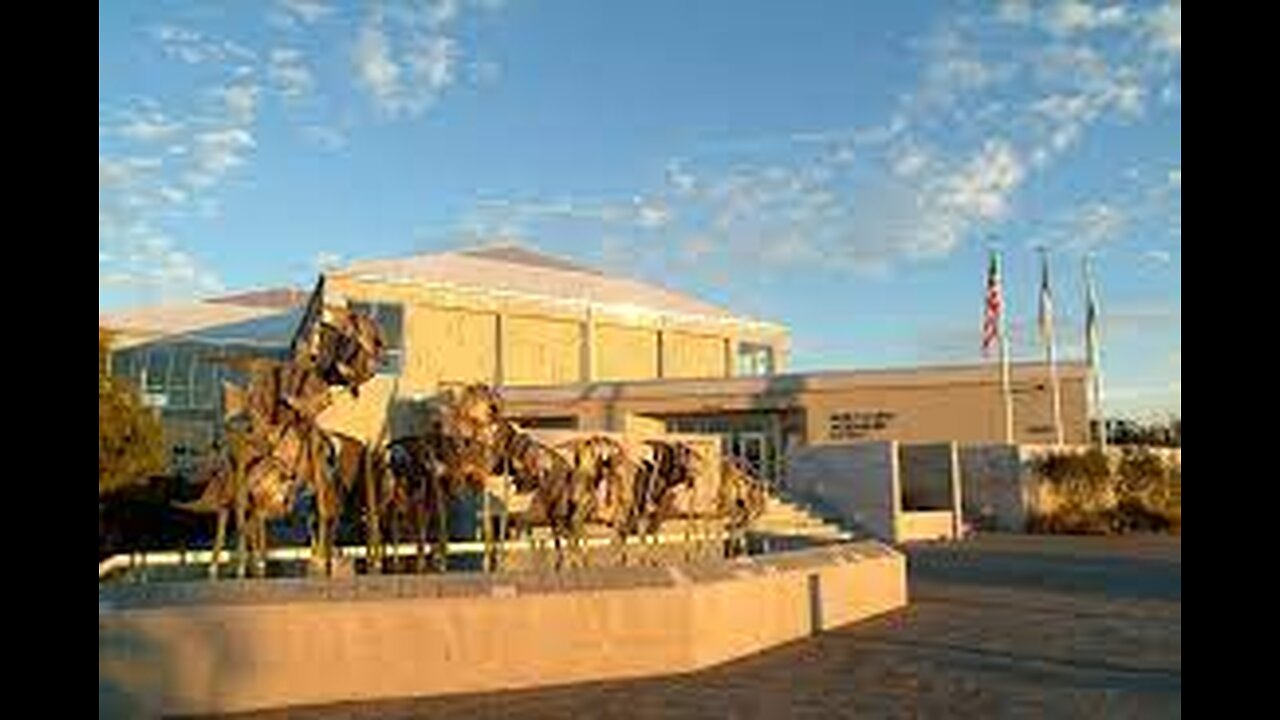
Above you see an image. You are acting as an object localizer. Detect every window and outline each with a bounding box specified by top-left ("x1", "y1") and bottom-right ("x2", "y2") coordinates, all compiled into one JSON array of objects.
[
  {"x1": 736, "y1": 342, "x2": 775, "y2": 376},
  {"x1": 166, "y1": 346, "x2": 194, "y2": 409},
  {"x1": 144, "y1": 349, "x2": 169, "y2": 396},
  {"x1": 349, "y1": 301, "x2": 405, "y2": 375}
]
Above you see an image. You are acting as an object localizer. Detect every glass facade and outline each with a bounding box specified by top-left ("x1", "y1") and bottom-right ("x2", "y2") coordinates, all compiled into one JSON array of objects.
[
  {"x1": 112, "y1": 342, "x2": 287, "y2": 412},
  {"x1": 665, "y1": 412, "x2": 782, "y2": 486},
  {"x1": 111, "y1": 341, "x2": 290, "y2": 475},
  {"x1": 349, "y1": 301, "x2": 405, "y2": 375},
  {"x1": 735, "y1": 342, "x2": 775, "y2": 376}
]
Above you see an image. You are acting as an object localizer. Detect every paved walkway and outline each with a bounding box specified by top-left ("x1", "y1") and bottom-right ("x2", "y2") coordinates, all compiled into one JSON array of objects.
[{"x1": 234, "y1": 535, "x2": 1181, "y2": 719}]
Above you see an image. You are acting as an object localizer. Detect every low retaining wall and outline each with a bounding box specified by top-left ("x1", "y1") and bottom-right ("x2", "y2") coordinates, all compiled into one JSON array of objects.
[
  {"x1": 100, "y1": 541, "x2": 907, "y2": 717},
  {"x1": 786, "y1": 442, "x2": 963, "y2": 543},
  {"x1": 787, "y1": 442, "x2": 900, "y2": 541},
  {"x1": 897, "y1": 511, "x2": 958, "y2": 542}
]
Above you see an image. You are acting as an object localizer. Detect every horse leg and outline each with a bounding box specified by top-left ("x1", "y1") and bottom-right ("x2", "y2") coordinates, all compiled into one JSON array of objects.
[
  {"x1": 497, "y1": 475, "x2": 510, "y2": 571},
  {"x1": 432, "y1": 493, "x2": 449, "y2": 574},
  {"x1": 414, "y1": 504, "x2": 426, "y2": 574},
  {"x1": 389, "y1": 511, "x2": 401, "y2": 574},
  {"x1": 317, "y1": 504, "x2": 331, "y2": 578},
  {"x1": 364, "y1": 453, "x2": 381, "y2": 576},
  {"x1": 258, "y1": 514, "x2": 270, "y2": 578},
  {"x1": 210, "y1": 508, "x2": 228, "y2": 580},
  {"x1": 481, "y1": 486, "x2": 493, "y2": 573},
  {"x1": 234, "y1": 500, "x2": 248, "y2": 579}
]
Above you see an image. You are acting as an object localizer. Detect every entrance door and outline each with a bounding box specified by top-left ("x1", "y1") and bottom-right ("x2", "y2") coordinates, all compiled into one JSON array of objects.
[{"x1": 731, "y1": 432, "x2": 768, "y2": 480}]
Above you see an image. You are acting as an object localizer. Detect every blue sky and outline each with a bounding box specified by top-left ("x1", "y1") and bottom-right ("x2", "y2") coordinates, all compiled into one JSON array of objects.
[{"x1": 99, "y1": 0, "x2": 1180, "y2": 417}]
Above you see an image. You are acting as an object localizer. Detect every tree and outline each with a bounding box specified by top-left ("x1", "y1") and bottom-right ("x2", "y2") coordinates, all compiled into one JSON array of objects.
[{"x1": 99, "y1": 328, "x2": 166, "y2": 496}]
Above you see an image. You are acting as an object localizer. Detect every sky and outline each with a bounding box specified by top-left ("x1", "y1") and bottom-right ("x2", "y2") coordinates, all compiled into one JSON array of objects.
[{"x1": 99, "y1": 0, "x2": 1181, "y2": 417}]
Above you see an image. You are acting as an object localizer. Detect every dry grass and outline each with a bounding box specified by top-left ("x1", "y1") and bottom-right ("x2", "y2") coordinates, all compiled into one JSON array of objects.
[{"x1": 1028, "y1": 448, "x2": 1180, "y2": 535}]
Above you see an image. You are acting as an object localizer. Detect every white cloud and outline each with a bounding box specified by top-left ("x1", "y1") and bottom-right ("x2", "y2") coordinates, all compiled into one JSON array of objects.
[
  {"x1": 665, "y1": 160, "x2": 697, "y2": 195},
  {"x1": 1148, "y1": 2, "x2": 1181, "y2": 56},
  {"x1": 409, "y1": 35, "x2": 458, "y2": 92},
  {"x1": 1025, "y1": 48, "x2": 1149, "y2": 164},
  {"x1": 277, "y1": 0, "x2": 333, "y2": 25},
  {"x1": 99, "y1": 157, "x2": 165, "y2": 194},
  {"x1": 156, "y1": 186, "x2": 189, "y2": 205},
  {"x1": 997, "y1": 0, "x2": 1032, "y2": 25},
  {"x1": 938, "y1": 140, "x2": 1024, "y2": 220},
  {"x1": 908, "y1": 31, "x2": 1012, "y2": 114},
  {"x1": 151, "y1": 24, "x2": 255, "y2": 65},
  {"x1": 1044, "y1": 1, "x2": 1128, "y2": 36},
  {"x1": 186, "y1": 129, "x2": 256, "y2": 188},
  {"x1": 929, "y1": 55, "x2": 1004, "y2": 93},
  {"x1": 634, "y1": 199, "x2": 672, "y2": 229},
  {"x1": 99, "y1": 158, "x2": 136, "y2": 189},
  {"x1": 269, "y1": 49, "x2": 315, "y2": 99},
  {"x1": 1144, "y1": 249, "x2": 1172, "y2": 264},
  {"x1": 1065, "y1": 202, "x2": 1126, "y2": 249},
  {"x1": 427, "y1": 0, "x2": 460, "y2": 28},
  {"x1": 1169, "y1": 167, "x2": 1181, "y2": 188},
  {"x1": 119, "y1": 115, "x2": 183, "y2": 142},
  {"x1": 828, "y1": 144, "x2": 857, "y2": 166},
  {"x1": 151, "y1": 25, "x2": 205, "y2": 63},
  {"x1": 890, "y1": 143, "x2": 931, "y2": 178},
  {"x1": 216, "y1": 83, "x2": 259, "y2": 125},
  {"x1": 313, "y1": 250, "x2": 343, "y2": 270},
  {"x1": 355, "y1": 15, "x2": 404, "y2": 111},
  {"x1": 353, "y1": 5, "x2": 476, "y2": 118},
  {"x1": 99, "y1": 219, "x2": 223, "y2": 299},
  {"x1": 456, "y1": 1, "x2": 1175, "y2": 279}
]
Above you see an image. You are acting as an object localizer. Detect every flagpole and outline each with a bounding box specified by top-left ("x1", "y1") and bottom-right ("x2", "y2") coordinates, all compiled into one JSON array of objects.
[
  {"x1": 1084, "y1": 254, "x2": 1107, "y2": 450},
  {"x1": 1000, "y1": 306, "x2": 1014, "y2": 444},
  {"x1": 1047, "y1": 328, "x2": 1064, "y2": 446},
  {"x1": 1038, "y1": 248, "x2": 1065, "y2": 446},
  {"x1": 992, "y1": 248, "x2": 1015, "y2": 444}
]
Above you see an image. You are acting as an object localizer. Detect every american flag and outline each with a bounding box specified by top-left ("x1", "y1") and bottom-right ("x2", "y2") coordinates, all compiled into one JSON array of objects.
[{"x1": 982, "y1": 250, "x2": 1003, "y2": 356}]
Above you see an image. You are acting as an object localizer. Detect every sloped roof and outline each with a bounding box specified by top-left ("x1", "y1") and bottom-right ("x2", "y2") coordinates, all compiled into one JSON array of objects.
[
  {"x1": 204, "y1": 287, "x2": 310, "y2": 309},
  {"x1": 332, "y1": 244, "x2": 780, "y2": 329},
  {"x1": 99, "y1": 288, "x2": 307, "y2": 348}
]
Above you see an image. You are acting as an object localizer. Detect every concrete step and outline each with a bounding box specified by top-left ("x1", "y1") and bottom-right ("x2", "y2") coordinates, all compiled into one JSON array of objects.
[{"x1": 748, "y1": 493, "x2": 856, "y2": 541}]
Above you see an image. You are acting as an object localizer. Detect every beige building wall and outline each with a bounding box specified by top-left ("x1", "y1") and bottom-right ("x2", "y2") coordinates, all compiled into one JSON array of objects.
[
  {"x1": 804, "y1": 374, "x2": 1090, "y2": 446},
  {"x1": 502, "y1": 364, "x2": 1091, "y2": 448},
  {"x1": 506, "y1": 315, "x2": 583, "y2": 386},
  {"x1": 663, "y1": 331, "x2": 726, "y2": 379},
  {"x1": 415, "y1": 307, "x2": 497, "y2": 388},
  {"x1": 596, "y1": 324, "x2": 659, "y2": 381},
  {"x1": 324, "y1": 273, "x2": 788, "y2": 399}
]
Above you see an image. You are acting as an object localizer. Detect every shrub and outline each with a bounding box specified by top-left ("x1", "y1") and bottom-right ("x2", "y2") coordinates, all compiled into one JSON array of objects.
[
  {"x1": 1029, "y1": 448, "x2": 1179, "y2": 535},
  {"x1": 1114, "y1": 448, "x2": 1180, "y2": 533}
]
